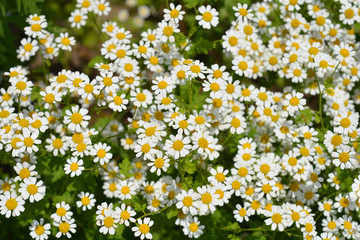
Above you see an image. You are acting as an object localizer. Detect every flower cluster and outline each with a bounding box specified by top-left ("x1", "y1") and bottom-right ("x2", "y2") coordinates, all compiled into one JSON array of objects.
[{"x1": 1, "y1": 0, "x2": 360, "y2": 239}]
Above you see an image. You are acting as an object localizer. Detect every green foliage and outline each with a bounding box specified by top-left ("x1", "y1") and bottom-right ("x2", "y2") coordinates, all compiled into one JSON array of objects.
[{"x1": 119, "y1": 158, "x2": 133, "y2": 178}]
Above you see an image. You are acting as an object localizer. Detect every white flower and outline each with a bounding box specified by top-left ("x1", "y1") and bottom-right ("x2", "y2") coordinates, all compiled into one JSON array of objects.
[
  {"x1": 63, "y1": 105, "x2": 91, "y2": 132},
  {"x1": 29, "y1": 218, "x2": 51, "y2": 240},
  {"x1": 76, "y1": 192, "x2": 96, "y2": 211},
  {"x1": 92, "y1": 142, "x2": 113, "y2": 165},
  {"x1": 131, "y1": 217, "x2": 154, "y2": 240},
  {"x1": 54, "y1": 218, "x2": 77, "y2": 238},
  {"x1": 64, "y1": 157, "x2": 85, "y2": 177},
  {"x1": 0, "y1": 190, "x2": 25, "y2": 218},
  {"x1": 196, "y1": 5, "x2": 219, "y2": 29},
  {"x1": 19, "y1": 177, "x2": 46, "y2": 203}
]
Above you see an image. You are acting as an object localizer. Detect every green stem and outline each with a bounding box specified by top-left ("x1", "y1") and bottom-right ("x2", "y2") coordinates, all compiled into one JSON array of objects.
[
  {"x1": 17, "y1": 93, "x2": 21, "y2": 112},
  {"x1": 98, "y1": 111, "x2": 117, "y2": 136},
  {"x1": 136, "y1": 206, "x2": 169, "y2": 220},
  {"x1": 313, "y1": 68, "x2": 325, "y2": 131},
  {"x1": 188, "y1": 79, "x2": 193, "y2": 116}
]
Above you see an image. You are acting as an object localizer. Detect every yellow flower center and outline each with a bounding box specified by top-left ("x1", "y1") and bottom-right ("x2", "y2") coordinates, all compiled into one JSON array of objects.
[
  {"x1": 59, "y1": 222, "x2": 70, "y2": 233},
  {"x1": 202, "y1": 12, "x2": 213, "y2": 22},
  {"x1": 182, "y1": 196, "x2": 193, "y2": 207},
  {"x1": 70, "y1": 162, "x2": 79, "y2": 171},
  {"x1": 71, "y1": 112, "x2": 83, "y2": 124},
  {"x1": 154, "y1": 158, "x2": 164, "y2": 168},
  {"x1": 56, "y1": 207, "x2": 66, "y2": 216},
  {"x1": 121, "y1": 211, "x2": 130, "y2": 220},
  {"x1": 24, "y1": 43, "x2": 33, "y2": 52},
  {"x1": 139, "y1": 224, "x2": 150, "y2": 234},
  {"x1": 201, "y1": 193, "x2": 212, "y2": 204},
  {"x1": 97, "y1": 149, "x2": 106, "y2": 158},
  {"x1": 339, "y1": 152, "x2": 349, "y2": 163},
  {"x1": 35, "y1": 225, "x2": 45, "y2": 235},
  {"x1": 272, "y1": 213, "x2": 282, "y2": 224},
  {"x1": 121, "y1": 186, "x2": 130, "y2": 194},
  {"x1": 16, "y1": 81, "x2": 27, "y2": 91},
  {"x1": 81, "y1": 196, "x2": 90, "y2": 205},
  {"x1": 104, "y1": 216, "x2": 114, "y2": 228},
  {"x1": 6, "y1": 198, "x2": 17, "y2": 210},
  {"x1": 163, "y1": 26, "x2": 174, "y2": 37},
  {"x1": 27, "y1": 184, "x2": 38, "y2": 195},
  {"x1": 173, "y1": 140, "x2": 184, "y2": 151},
  {"x1": 189, "y1": 223, "x2": 199, "y2": 232}
]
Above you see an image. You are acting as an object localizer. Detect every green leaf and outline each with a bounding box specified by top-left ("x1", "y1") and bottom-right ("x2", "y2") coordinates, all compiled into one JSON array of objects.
[
  {"x1": 183, "y1": 0, "x2": 203, "y2": 9},
  {"x1": 166, "y1": 207, "x2": 178, "y2": 219},
  {"x1": 222, "y1": 222, "x2": 241, "y2": 233},
  {"x1": 296, "y1": 109, "x2": 314, "y2": 125},
  {"x1": 88, "y1": 55, "x2": 107, "y2": 68},
  {"x1": 246, "y1": 231, "x2": 267, "y2": 240},
  {"x1": 119, "y1": 158, "x2": 132, "y2": 178},
  {"x1": 193, "y1": 38, "x2": 216, "y2": 55},
  {"x1": 314, "y1": 113, "x2": 321, "y2": 124}
]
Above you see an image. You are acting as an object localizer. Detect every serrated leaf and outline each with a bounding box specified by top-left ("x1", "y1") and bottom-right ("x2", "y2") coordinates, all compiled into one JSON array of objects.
[
  {"x1": 88, "y1": 55, "x2": 107, "y2": 68},
  {"x1": 246, "y1": 231, "x2": 267, "y2": 240},
  {"x1": 183, "y1": 0, "x2": 203, "y2": 9},
  {"x1": 166, "y1": 207, "x2": 178, "y2": 219},
  {"x1": 119, "y1": 158, "x2": 132, "y2": 178}
]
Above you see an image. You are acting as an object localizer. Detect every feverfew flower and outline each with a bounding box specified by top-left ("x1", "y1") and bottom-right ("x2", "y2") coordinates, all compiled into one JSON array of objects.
[{"x1": 196, "y1": 5, "x2": 219, "y2": 29}]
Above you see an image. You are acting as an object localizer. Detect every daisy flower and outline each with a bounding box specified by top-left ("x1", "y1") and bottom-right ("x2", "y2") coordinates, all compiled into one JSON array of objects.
[
  {"x1": 24, "y1": 18, "x2": 48, "y2": 38},
  {"x1": 196, "y1": 185, "x2": 220, "y2": 213},
  {"x1": 93, "y1": 0, "x2": 111, "y2": 16},
  {"x1": 76, "y1": 192, "x2": 96, "y2": 211},
  {"x1": 283, "y1": 91, "x2": 306, "y2": 115},
  {"x1": 16, "y1": 38, "x2": 39, "y2": 62},
  {"x1": 117, "y1": 180, "x2": 136, "y2": 200},
  {"x1": 13, "y1": 162, "x2": 37, "y2": 182},
  {"x1": 130, "y1": 89, "x2": 153, "y2": 108},
  {"x1": 331, "y1": 144, "x2": 356, "y2": 169},
  {"x1": 51, "y1": 201, "x2": 73, "y2": 222},
  {"x1": 55, "y1": 32, "x2": 75, "y2": 51},
  {"x1": 163, "y1": 134, "x2": 191, "y2": 160},
  {"x1": 233, "y1": 204, "x2": 251, "y2": 223},
  {"x1": 29, "y1": 218, "x2": 51, "y2": 240},
  {"x1": 45, "y1": 135, "x2": 68, "y2": 156},
  {"x1": 54, "y1": 218, "x2": 77, "y2": 238},
  {"x1": 64, "y1": 157, "x2": 85, "y2": 177},
  {"x1": 9, "y1": 77, "x2": 34, "y2": 96},
  {"x1": 157, "y1": 20, "x2": 179, "y2": 43},
  {"x1": 232, "y1": 56, "x2": 254, "y2": 77},
  {"x1": 264, "y1": 205, "x2": 290, "y2": 231},
  {"x1": 76, "y1": 0, "x2": 94, "y2": 13},
  {"x1": 107, "y1": 94, "x2": 128, "y2": 112},
  {"x1": 92, "y1": 142, "x2": 113, "y2": 165},
  {"x1": 233, "y1": 3, "x2": 253, "y2": 20},
  {"x1": 148, "y1": 150, "x2": 170, "y2": 176},
  {"x1": 17, "y1": 128, "x2": 41, "y2": 154},
  {"x1": 163, "y1": 3, "x2": 185, "y2": 23},
  {"x1": 68, "y1": 9, "x2": 88, "y2": 29},
  {"x1": 39, "y1": 86, "x2": 62, "y2": 109},
  {"x1": 116, "y1": 203, "x2": 136, "y2": 226},
  {"x1": 0, "y1": 190, "x2": 25, "y2": 218},
  {"x1": 196, "y1": 5, "x2": 219, "y2": 29},
  {"x1": 131, "y1": 217, "x2": 154, "y2": 240},
  {"x1": 19, "y1": 177, "x2": 46, "y2": 203},
  {"x1": 63, "y1": 105, "x2": 91, "y2": 132},
  {"x1": 182, "y1": 216, "x2": 204, "y2": 238},
  {"x1": 176, "y1": 189, "x2": 200, "y2": 215},
  {"x1": 78, "y1": 79, "x2": 100, "y2": 101},
  {"x1": 334, "y1": 42, "x2": 355, "y2": 64}
]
